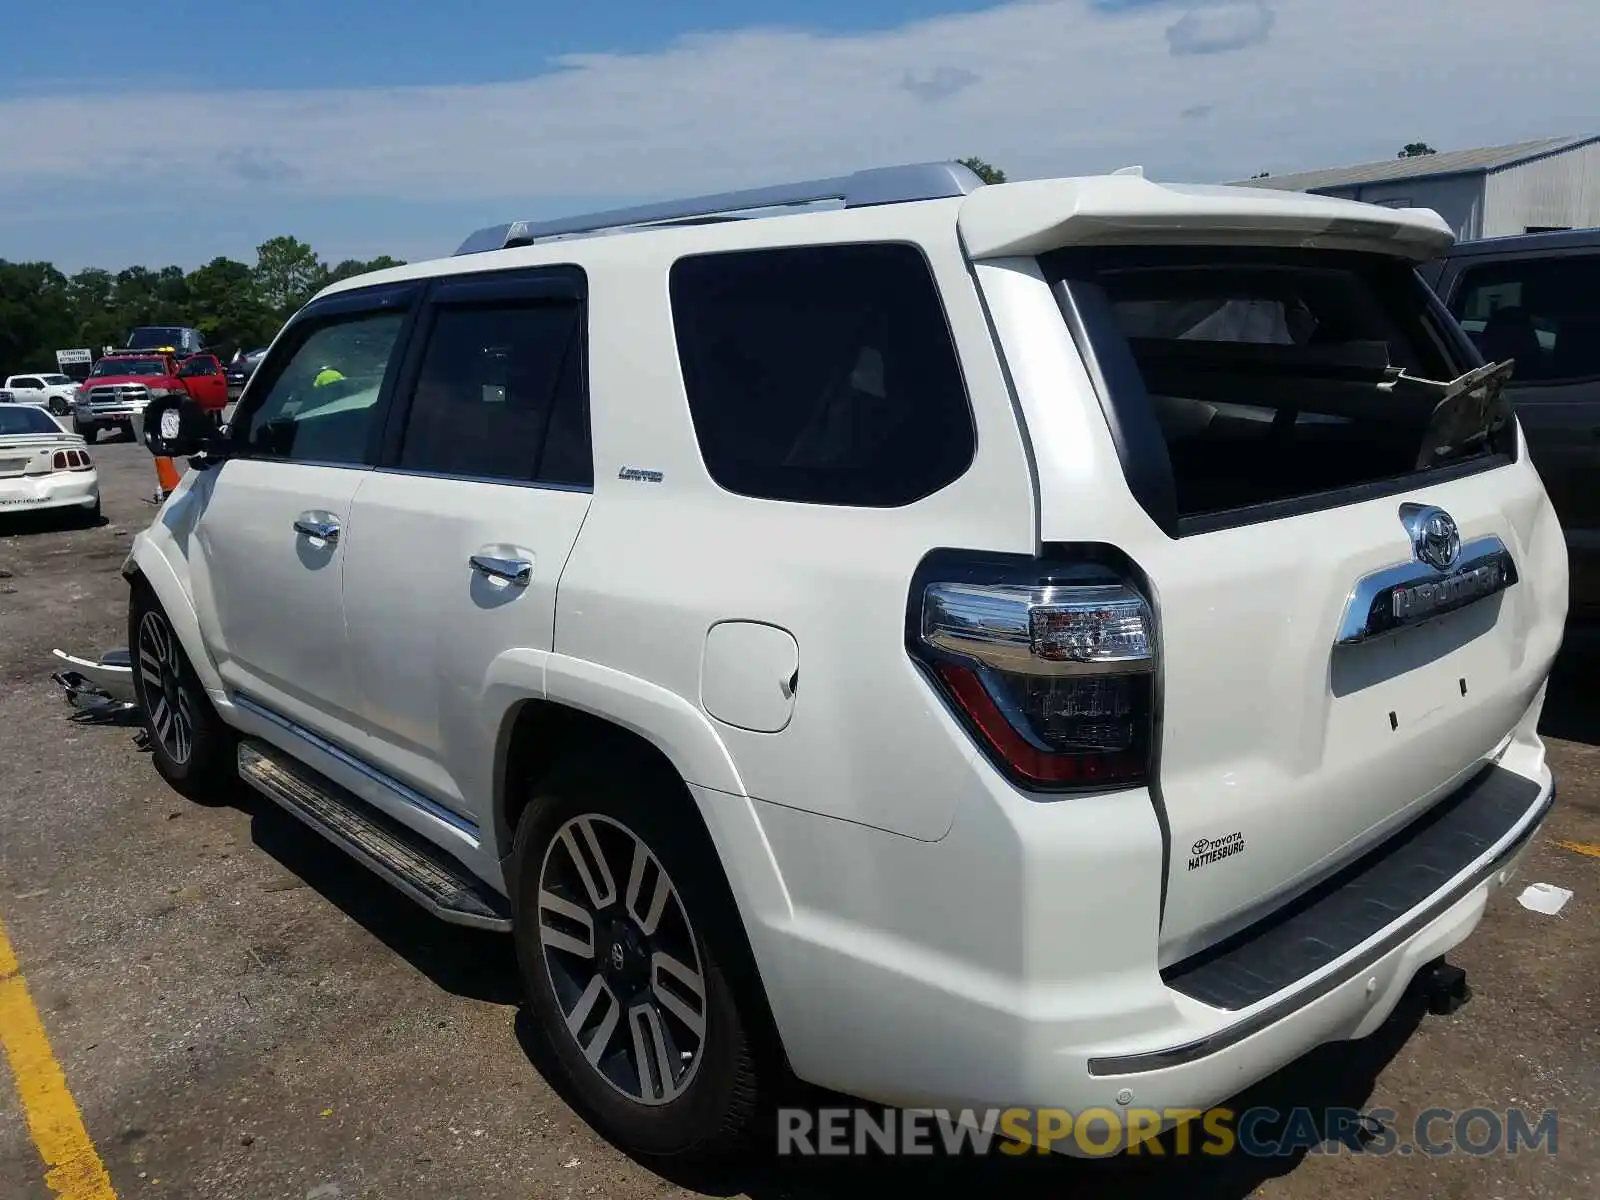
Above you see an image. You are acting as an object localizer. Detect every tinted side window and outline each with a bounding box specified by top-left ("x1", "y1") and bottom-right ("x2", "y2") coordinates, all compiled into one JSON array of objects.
[
  {"x1": 1450, "y1": 254, "x2": 1600, "y2": 384},
  {"x1": 670, "y1": 243, "x2": 974, "y2": 507},
  {"x1": 239, "y1": 312, "x2": 404, "y2": 465},
  {"x1": 16, "y1": 378, "x2": 42, "y2": 389},
  {"x1": 396, "y1": 302, "x2": 590, "y2": 486}
]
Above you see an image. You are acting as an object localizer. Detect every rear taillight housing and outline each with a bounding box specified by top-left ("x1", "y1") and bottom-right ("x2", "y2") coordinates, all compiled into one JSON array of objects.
[
  {"x1": 52, "y1": 449, "x2": 92, "y2": 472},
  {"x1": 908, "y1": 551, "x2": 1157, "y2": 792}
]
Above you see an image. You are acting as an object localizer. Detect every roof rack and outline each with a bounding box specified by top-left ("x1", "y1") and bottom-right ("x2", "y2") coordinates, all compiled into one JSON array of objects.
[{"x1": 454, "y1": 161, "x2": 986, "y2": 256}]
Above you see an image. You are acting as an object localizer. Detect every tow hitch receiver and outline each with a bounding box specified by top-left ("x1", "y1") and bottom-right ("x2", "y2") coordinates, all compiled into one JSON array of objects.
[{"x1": 1418, "y1": 958, "x2": 1471, "y2": 1015}]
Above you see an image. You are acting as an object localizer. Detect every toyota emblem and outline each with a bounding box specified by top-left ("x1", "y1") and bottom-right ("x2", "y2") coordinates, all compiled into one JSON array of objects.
[{"x1": 1402, "y1": 505, "x2": 1461, "y2": 572}]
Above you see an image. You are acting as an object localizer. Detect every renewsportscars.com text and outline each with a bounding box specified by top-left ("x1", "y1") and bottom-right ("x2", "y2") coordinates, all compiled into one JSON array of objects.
[{"x1": 776, "y1": 1105, "x2": 1560, "y2": 1158}]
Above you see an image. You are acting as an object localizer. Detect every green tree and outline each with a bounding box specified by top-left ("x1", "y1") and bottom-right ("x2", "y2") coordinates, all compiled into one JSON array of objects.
[
  {"x1": 253, "y1": 235, "x2": 325, "y2": 317},
  {"x1": 0, "y1": 237, "x2": 404, "y2": 376},
  {"x1": 958, "y1": 156, "x2": 1008, "y2": 185},
  {"x1": 66, "y1": 268, "x2": 122, "y2": 352},
  {"x1": 1399, "y1": 142, "x2": 1438, "y2": 158},
  {"x1": 185, "y1": 256, "x2": 279, "y2": 359},
  {"x1": 0, "y1": 261, "x2": 75, "y2": 370},
  {"x1": 325, "y1": 255, "x2": 406, "y2": 286}
]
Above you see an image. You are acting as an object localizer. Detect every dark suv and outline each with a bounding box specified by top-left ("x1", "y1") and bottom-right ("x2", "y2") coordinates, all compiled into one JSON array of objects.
[{"x1": 1422, "y1": 229, "x2": 1600, "y2": 619}]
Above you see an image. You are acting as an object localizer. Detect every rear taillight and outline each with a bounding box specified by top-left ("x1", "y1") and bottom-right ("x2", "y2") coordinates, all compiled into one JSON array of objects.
[
  {"x1": 908, "y1": 552, "x2": 1158, "y2": 792},
  {"x1": 52, "y1": 449, "x2": 92, "y2": 472}
]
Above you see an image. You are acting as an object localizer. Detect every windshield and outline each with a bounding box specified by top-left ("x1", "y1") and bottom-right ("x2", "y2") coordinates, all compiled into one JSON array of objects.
[
  {"x1": 41, "y1": 374, "x2": 73, "y2": 386},
  {"x1": 91, "y1": 359, "x2": 165, "y2": 377},
  {"x1": 0, "y1": 408, "x2": 59, "y2": 436},
  {"x1": 127, "y1": 327, "x2": 188, "y2": 350}
]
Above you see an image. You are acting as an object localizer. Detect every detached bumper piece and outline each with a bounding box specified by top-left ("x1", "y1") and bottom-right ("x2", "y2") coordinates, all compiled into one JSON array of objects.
[
  {"x1": 1163, "y1": 764, "x2": 1544, "y2": 1011},
  {"x1": 50, "y1": 647, "x2": 138, "y2": 715},
  {"x1": 237, "y1": 741, "x2": 511, "y2": 932}
]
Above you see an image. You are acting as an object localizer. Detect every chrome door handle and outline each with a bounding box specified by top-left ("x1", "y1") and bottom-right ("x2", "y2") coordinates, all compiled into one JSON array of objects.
[
  {"x1": 293, "y1": 514, "x2": 340, "y2": 543},
  {"x1": 469, "y1": 554, "x2": 532, "y2": 587}
]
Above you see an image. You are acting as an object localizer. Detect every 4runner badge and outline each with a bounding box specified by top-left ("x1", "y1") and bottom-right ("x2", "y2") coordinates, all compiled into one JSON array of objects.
[
  {"x1": 1188, "y1": 832, "x2": 1245, "y2": 871},
  {"x1": 618, "y1": 467, "x2": 663, "y2": 483}
]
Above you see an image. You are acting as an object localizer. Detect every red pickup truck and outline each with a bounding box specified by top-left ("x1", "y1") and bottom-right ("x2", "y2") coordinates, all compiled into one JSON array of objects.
[{"x1": 72, "y1": 351, "x2": 228, "y2": 443}]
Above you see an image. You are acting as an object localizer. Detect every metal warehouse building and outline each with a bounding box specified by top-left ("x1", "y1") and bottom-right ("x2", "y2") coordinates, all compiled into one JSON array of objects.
[{"x1": 1238, "y1": 136, "x2": 1600, "y2": 240}]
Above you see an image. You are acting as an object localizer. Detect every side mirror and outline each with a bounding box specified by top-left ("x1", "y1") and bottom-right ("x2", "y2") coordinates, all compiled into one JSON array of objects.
[{"x1": 144, "y1": 394, "x2": 226, "y2": 462}]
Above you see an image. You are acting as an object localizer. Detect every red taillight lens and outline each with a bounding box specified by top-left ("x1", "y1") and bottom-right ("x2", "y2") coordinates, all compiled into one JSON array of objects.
[
  {"x1": 910, "y1": 561, "x2": 1157, "y2": 793},
  {"x1": 53, "y1": 449, "x2": 91, "y2": 471}
]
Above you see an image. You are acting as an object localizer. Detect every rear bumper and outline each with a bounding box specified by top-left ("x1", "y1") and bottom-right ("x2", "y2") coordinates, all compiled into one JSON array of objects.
[
  {"x1": 0, "y1": 472, "x2": 100, "y2": 512},
  {"x1": 729, "y1": 702, "x2": 1555, "y2": 1136},
  {"x1": 1092, "y1": 759, "x2": 1551, "y2": 1077}
]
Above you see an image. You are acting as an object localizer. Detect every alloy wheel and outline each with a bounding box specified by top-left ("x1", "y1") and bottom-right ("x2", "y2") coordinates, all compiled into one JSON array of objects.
[
  {"x1": 138, "y1": 610, "x2": 193, "y2": 765},
  {"x1": 537, "y1": 814, "x2": 708, "y2": 1105}
]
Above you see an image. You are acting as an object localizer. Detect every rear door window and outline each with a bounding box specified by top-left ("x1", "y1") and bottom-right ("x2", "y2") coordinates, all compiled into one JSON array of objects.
[
  {"x1": 1449, "y1": 254, "x2": 1600, "y2": 384},
  {"x1": 669, "y1": 243, "x2": 974, "y2": 507},
  {"x1": 394, "y1": 300, "x2": 590, "y2": 487}
]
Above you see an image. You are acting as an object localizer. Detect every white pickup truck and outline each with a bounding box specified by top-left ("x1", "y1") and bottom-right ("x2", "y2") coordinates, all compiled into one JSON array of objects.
[{"x1": 3, "y1": 373, "x2": 81, "y2": 417}]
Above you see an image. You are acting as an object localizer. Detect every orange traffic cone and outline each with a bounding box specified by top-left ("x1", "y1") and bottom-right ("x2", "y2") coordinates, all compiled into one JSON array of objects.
[{"x1": 152, "y1": 455, "x2": 181, "y2": 502}]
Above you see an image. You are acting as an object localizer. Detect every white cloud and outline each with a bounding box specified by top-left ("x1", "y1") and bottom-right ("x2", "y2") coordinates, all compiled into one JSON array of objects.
[
  {"x1": 1166, "y1": 4, "x2": 1276, "y2": 56},
  {"x1": 0, "y1": 0, "x2": 1594, "y2": 221}
]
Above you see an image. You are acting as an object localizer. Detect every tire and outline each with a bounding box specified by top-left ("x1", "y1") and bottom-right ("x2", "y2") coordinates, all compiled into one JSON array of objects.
[
  {"x1": 76, "y1": 423, "x2": 97, "y2": 444},
  {"x1": 129, "y1": 584, "x2": 235, "y2": 800},
  {"x1": 49, "y1": 396, "x2": 68, "y2": 416},
  {"x1": 511, "y1": 756, "x2": 768, "y2": 1160}
]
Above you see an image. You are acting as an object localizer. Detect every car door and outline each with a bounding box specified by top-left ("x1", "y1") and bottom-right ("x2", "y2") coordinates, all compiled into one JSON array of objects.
[
  {"x1": 10, "y1": 377, "x2": 45, "y2": 406},
  {"x1": 186, "y1": 282, "x2": 420, "y2": 739},
  {"x1": 1442, "y1": 250, "x2": 1600, "y2": 614},
  {"x1": 178, "y1": 355, "x2": 228, "y2": 409},
  {"x1": 340, "y1": 267, "x2": 593, "y2": 827}
]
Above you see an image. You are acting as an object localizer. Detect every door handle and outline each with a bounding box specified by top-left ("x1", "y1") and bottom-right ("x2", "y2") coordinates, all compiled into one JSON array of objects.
[
  {"x1": 293, "y1": 513, "x2": 340, "y2": 544},
  {"x1": 469, "y1": 554, "x2": 532, "y2": 587}
]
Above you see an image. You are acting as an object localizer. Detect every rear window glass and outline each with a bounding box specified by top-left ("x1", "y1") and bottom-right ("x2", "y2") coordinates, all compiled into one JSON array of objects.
[
  {"x1": 0, "y1": 408, "x2": 58, "y2": 435},
  {"x1": 1049, "y1": 247, "x2": 1508, "y2": 525},
  {"x1": 669, "y1": 243, "x2": 974, "y2": 507}
]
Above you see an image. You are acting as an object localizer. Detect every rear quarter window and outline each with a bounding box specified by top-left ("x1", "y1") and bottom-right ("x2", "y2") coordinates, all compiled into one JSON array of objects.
[{"x1": 669, "y1": 243, "x2": 974, "y2": 507}]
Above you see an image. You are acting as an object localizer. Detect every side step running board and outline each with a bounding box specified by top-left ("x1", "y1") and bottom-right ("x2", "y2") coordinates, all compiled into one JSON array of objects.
[{"x1": 237, "y1": 741, "x2": 512, "y2": 932}]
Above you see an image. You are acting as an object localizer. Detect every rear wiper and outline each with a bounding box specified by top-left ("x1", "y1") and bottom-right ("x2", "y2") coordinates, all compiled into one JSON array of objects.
[{"x1": 1379, "y1": 359, "x2": 1516, "y2": 470}]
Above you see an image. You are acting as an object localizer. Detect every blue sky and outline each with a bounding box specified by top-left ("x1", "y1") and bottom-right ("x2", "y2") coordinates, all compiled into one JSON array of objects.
[{"x1": 1, "y1": 0, "x2": 1593, "y2": 271}]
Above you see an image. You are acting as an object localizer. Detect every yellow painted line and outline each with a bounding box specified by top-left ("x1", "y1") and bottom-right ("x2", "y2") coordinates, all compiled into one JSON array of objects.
[
  {"x1": 1555, "y1": 840, "x2": 1600, "y2": 861},
  {"x1": 0, "y1": 915, "x2": 117, "y2": 1199}
]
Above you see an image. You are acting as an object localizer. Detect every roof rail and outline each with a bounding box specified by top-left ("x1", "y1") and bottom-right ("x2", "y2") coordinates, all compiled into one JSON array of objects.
[{"x1": 454, "y1": 161, "x2": 986, "y2": 255}]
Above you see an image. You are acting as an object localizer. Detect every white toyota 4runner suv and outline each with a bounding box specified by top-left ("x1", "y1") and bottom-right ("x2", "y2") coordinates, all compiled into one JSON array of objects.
[{"x1": 128, "y1": 162, "x2": 1566, "y2": 1158}]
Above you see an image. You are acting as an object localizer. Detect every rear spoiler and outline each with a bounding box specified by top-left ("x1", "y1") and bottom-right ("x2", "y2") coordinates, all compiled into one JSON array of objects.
[{"x1": 958, "y1": 176, "x2": 1456, "y2": 261}]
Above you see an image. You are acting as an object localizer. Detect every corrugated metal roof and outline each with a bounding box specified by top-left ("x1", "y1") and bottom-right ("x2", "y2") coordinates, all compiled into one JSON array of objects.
[{"x1": 1234, "y1": 136, "x2": 1597, "y2": 193}]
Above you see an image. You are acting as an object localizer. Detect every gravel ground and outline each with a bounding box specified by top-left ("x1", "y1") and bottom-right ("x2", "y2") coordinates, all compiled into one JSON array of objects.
[{"x1": 1, "y1": 440, "x2": 1595, "y2": 1199}]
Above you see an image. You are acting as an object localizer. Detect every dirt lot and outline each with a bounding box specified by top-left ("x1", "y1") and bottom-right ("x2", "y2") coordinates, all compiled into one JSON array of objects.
[{"x1": 2, "y1": 440, "x2": 1596, "y2": 1199}]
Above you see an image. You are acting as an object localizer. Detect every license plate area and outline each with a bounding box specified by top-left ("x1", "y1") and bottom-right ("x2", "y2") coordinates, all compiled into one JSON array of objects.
[{"x1": 1337, "y1": 535, "x2": 1518, "y2": 646}]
